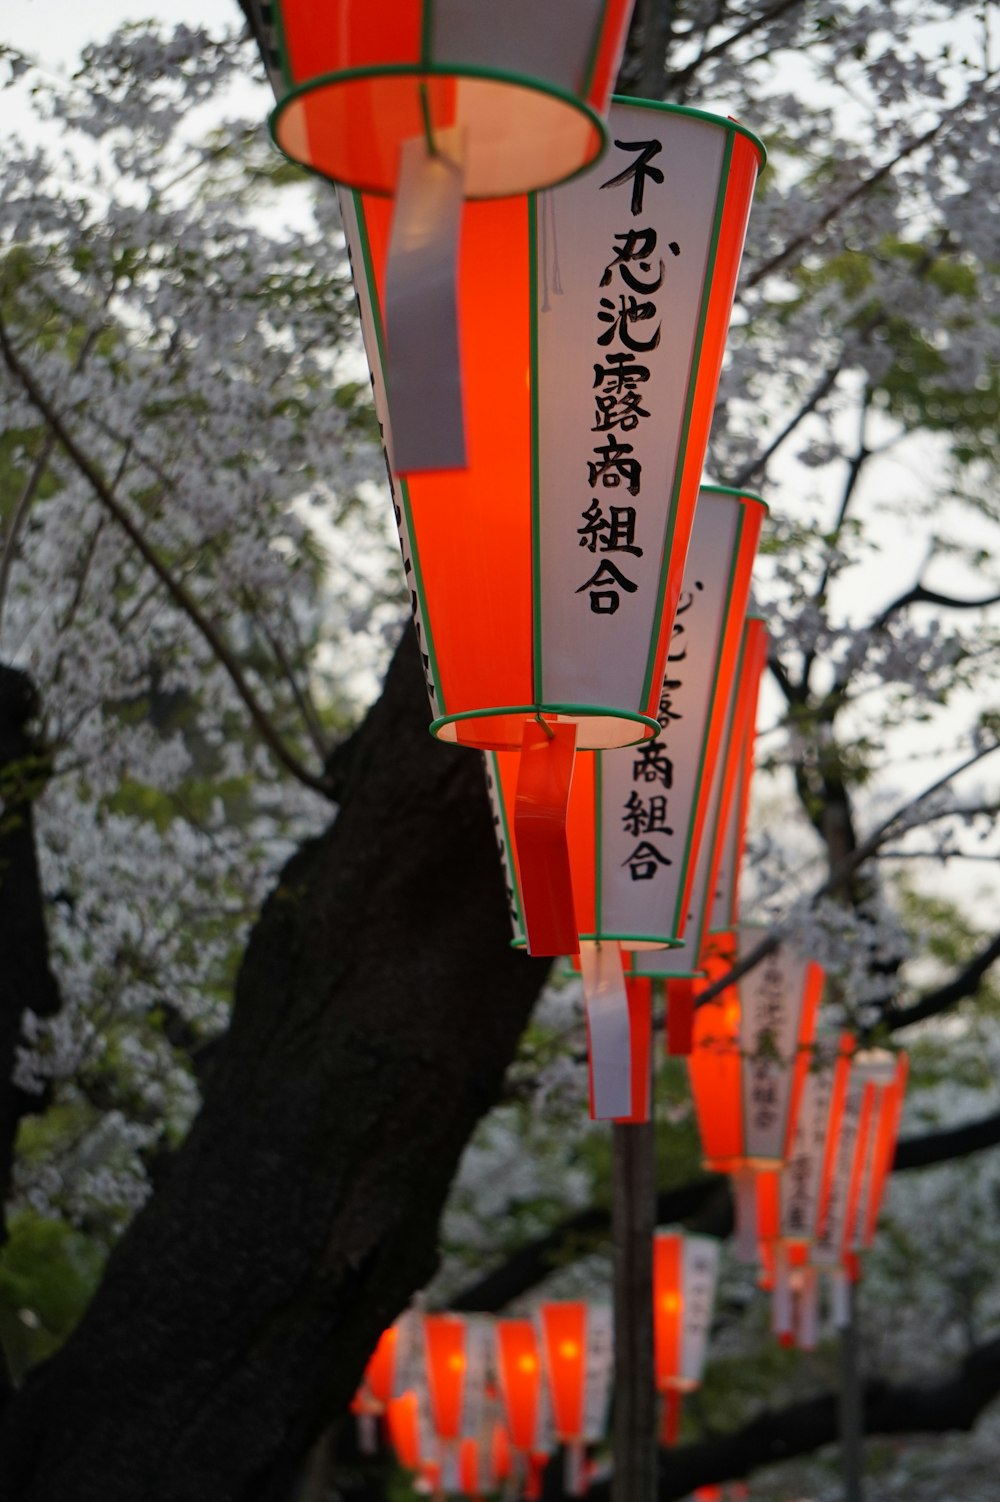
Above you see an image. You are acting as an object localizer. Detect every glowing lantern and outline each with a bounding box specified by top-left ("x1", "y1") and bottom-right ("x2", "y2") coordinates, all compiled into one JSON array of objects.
[
  {"x1": 653, "y1": 1232, "x2": 721, "y2": 1444},
  {"x1": 812, "y1": 1050, "x2": 907, "y2": 1323},
  {"x1": 687, "y1": 928, "x2": 824, "y2": 1259},
  {"x1": 629, "y1": 614, "x2": 770, "y2": 1055},
  {"x1": 424, "y1": 1314, "x2": 492, "y2": 1449},
  {"x1": 344, "y1": 98, "x2": 765, "y2": 953},
  {"x1": 495, "y1": 1319, "x2": 554, "y2": 1495},
  {"x1": 489, "y1": 485, "x2": 764, "y2": 1112},
  {"x1": 387, "y1": 1387, "x2": 435, "y2": 1474},
  {"x1": 762, "y1": 1035, "x2": 853, "y2": 1346},
  {"x1": 261, "y1": 0, "x2": 636, "y2": 473},
  {"x1": 538, "y1": 1302, "x2": 614, "y2": 1497}
]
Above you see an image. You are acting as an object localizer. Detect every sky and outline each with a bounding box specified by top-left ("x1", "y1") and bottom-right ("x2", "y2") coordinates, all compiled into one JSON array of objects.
[{"x1": 6, "y1": 0, "x2": 244, "y2": 68}]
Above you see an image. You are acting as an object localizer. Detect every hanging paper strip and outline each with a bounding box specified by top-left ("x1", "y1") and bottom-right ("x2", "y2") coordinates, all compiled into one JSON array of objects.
[
  {"x1": 262, "y1": 0, "x2": 637, "y2": 471},
  {"x1": 858, "y1": 1053, "x2": 908, "y2": 1248},
  {"x1": 341, "y1": 101, "x2": 764, "y2": 747}
]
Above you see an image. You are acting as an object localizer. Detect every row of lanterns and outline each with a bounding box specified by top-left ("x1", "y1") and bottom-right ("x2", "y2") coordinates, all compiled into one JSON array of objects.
[
  {"x1": 248, "y1": 6, "x2": 909, "y2": 1487},
  {"x1": 351, "y1": 1232, "x2": 719, "y2": 1498}
]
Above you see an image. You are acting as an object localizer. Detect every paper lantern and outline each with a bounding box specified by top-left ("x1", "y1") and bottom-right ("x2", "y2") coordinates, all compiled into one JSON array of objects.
[
  {"x1": 266, "y1": 0, "x2": 634, "y2": 197},
  {"x1": 489, "y1": 485, "x2": 763, "y2": 1111},
  {"x1": 344, "y1": 97, "x2": 765, "y2": 945},
  {"x1": 263, "y1": 0, "x2": 636, "y2": 472},
  {"x1": 538, "y1": 1302, "x2": 613, "y2": 1497},
  {"x1": 653, "y1": 1232, "x2": 720, "y2": 1445},
  {"x1": 811, "y1": 1050, "x2": 905, "y2": 1324},
  {"x1": 763, "y1": 1034, "x2": 853, "y2": 1346},
  {"x1": 687, "y1": 928, "x2": 824, "y2": 1259},
  {"x1": 629, "y1": 614, "x2": 769, "y2": 1054},
  {"x1": 495, "y1": 1319, "x2": 554, "y2": 1482},
  {"x1": 424, "y1": 1314, "x2": 492, "y2": 1446}
]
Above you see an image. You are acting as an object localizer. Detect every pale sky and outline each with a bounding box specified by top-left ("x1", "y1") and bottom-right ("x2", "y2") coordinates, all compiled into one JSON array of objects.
[{"x1": 6, "y1": 0, "x2": 245, "y2": 69}]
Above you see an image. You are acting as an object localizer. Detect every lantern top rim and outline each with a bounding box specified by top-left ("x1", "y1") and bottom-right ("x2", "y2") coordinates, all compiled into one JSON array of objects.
[
  {"x1": 700, "y1": 482, "x2": 768, "y2": 513},
  {"x1": 269, "y1": 62, "x2": 610, "y2": 199},
  {"x1": 610, "y1": 93, "x2": 767, "y2": 170}
]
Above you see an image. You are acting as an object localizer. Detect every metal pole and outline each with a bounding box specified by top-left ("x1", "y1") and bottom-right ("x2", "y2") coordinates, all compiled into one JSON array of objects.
[
  {"x1": 611, "y1": 1120, "x2": 658, "y2": 1502},
  {"x1": 839, "y1": 1279, "x2": 864, "y2": 1502}
]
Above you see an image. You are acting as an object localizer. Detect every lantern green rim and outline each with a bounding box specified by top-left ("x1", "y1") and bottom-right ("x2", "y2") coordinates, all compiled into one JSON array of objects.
[
  {"x1": 700, "y1": 482, "x2": 768, "y2": 512},
  {"x1": 268, "y1": 63, "x2": 611, "y2": 199},
  {"x1": 610, "y1": 93, "x2": 767, "y2": 170},
  {"x1": 626, "y1": 960, "x2": 706, "y2": 980},
  {"x1": 512, "y1": 931, "x2": 686, "y2": 953},
  {"x1": 429, "y1": 704, "x2": 661, "y2": 746}
]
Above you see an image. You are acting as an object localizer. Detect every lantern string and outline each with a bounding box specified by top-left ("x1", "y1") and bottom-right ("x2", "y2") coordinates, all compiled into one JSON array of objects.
[
  {"x1": 534, "y1": 711, "x2": 556, "y2": 740},
  {"x1": 418, "y1": 82, "x2": 439, "y2": 158}
]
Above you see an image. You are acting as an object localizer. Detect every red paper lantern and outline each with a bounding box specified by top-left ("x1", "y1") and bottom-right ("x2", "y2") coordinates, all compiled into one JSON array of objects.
[
  {"x1": 266, "y1": 0, "x2": 633, "y2": 197},
  {"x1": 261, "y1": 0, "x2": 636, "y2": 473},
  {"x1": 812, "y1": 1050, "x2": 906, "y2": 1322},
  {"x1": 424, "y1": 1314, "x2": 492, "y2": 1446},
  {"x1": 489, "y1": 485, "x2": 763, "y2": 1111},
  {"x1": 629, "y1": 614, "x2": 769, "y2": 1054},
  {"x1": 538, "y1": 1302, "x2": 613, "y2": 1497},
  {"x1": 495, "y1": 1320, "x2": 553, "y2": 1467},
  {"x1": 687, "y1": 928, "x2": 824, "y2": 1259},
  {"x1": 653, "y1": 1232, "x2": 720, "y2": 1445},
  {"x1": 763, "y1": 1034, "x2": 853, "y2": 1346}
]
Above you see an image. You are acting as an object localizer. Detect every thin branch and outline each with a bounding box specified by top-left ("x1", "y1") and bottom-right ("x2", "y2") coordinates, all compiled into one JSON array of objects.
[
  {"x1": 872, "y1": 583, "x2": 1000, "y2": 632},
  {"x1": 0, "y1": 315, "x2": 334, "y2": 798},
  {"x1": 732, "y1": 356, "x2": 845, "y2": 490},
  {"x1": 744, "y1": 92, "x2": 986, "y2": 290},
  {"x1": 667, "y1": 0, "x2": 807, "y2": 93}
]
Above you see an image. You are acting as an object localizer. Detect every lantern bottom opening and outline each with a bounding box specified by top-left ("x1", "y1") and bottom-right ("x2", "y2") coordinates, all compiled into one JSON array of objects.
[
  {"x1": 430, "y1": 704, "x2": 660, "y2": 752},
  {"x1": 514, "y1": 932, "x2": 684, "y2": 954},
  {"x1": 270, "y1": 65, "x2": 606, "y2": 199}
]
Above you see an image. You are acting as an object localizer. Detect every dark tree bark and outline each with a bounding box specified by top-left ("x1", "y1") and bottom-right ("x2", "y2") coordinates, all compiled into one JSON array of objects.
[
  {"x1": 0, "y1": 666, "x2": 60, "y2": 1247},
  {"x1": 0, "y1": 629, "x2": 551, "y2": 1502}
]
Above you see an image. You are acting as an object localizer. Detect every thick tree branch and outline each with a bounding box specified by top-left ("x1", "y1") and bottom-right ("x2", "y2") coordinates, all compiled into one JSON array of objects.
[
  {"x1": 0, "y1": 316, "x2": 333, "y2": 799},
  {"x1": 586, "y1": 1331, "x2": 1000, "y2": 1499},
  {"x1": 450, "y1": 1099, "x2": 1000, "y2": 1312},
  {"x1": 872, "y1": 583, "x2": 1000, "y2": 632},
  {"x1": 888, "y1": 930, "x2": 1000, "y2": 1033}
]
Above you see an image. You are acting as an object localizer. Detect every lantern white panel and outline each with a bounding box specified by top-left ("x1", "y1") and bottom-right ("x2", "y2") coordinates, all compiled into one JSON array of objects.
[
  {"x1": 813, "y1": 1083, "x2": 865, "y2": 1268},
  {"x1": 780, "y1": 1047, "x2": 838, "y2": 1242},
  {"x1": 458, "y1": 1317, "x2": 493, "y2": 1439},
  {"x1": 536, "y1": 106, "x2": 728, "y2": 712},
  {"x1": 739, "y1": 933, "x2": 812, "y2": 1163},
  {"x1": 679, "y1": 1235, "x2": 719, "y2": 1386},
  {"x1": 337, "y1": 189, "x2": 441, "y2": 716},
  {"x1": 597, "y1": 493, "x2": 743, "y2": 940},
  {"x1": 581, "y1": 1305, "x2": 614, "y2": 1442}
]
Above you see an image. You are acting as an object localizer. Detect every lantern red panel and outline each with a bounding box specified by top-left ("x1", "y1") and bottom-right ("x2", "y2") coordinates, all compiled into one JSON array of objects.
[
  {"x1": 268, "y1": 0, "x2": 635, "y2": 197},
  {"x1": 495, "y1": 1320, "x2": 551, "y2": 1458},
  {"x1": 341, "y1": 102, "x2": 765, "y2": 750},
  {"x1": 424, "y1": 1314, "x2": 491, "y2": 1444}
]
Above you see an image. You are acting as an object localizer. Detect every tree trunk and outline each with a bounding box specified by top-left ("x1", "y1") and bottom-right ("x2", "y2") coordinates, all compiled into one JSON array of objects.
[{"x1": 0, "y1": 628, "x2": 551, "y2": 1502}]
